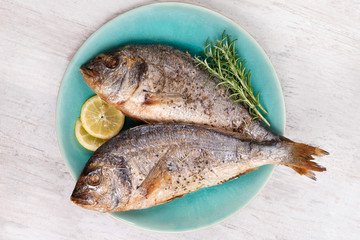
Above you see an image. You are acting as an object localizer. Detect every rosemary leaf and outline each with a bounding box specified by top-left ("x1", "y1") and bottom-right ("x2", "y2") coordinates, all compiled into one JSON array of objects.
[{"x1": 194, "y1": 31, "x2": 270, "y2": 126}]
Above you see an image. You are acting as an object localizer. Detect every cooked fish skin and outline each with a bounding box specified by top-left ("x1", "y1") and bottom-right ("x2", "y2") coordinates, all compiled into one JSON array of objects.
[
  {"x1": 70, "y1": 124, "x2": 327, "y2": 213},
  {"x1": 80, "y1": 44, "x2": 277, "y2": 142}
]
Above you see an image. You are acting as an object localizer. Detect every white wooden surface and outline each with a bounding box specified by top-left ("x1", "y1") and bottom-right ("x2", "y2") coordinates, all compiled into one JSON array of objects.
[{"x1": 1, "y1": 0, "x2": 360, "y2": 239}]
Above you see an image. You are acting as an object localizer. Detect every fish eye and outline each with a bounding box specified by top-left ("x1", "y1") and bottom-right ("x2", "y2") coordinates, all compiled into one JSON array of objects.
[
  {"x1": 96, "y1": 54, "x2": 119, "y2": 69},
  {"x1": 87, "y1": 172, "x2": 101, "y2": 186}
]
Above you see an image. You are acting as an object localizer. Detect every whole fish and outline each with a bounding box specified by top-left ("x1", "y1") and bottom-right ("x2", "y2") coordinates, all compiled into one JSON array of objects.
[
  {"x1": 80, "y1": 44, "x2": 278, "y2": 142},
  {"x1": 71, "y1": 124, "x2": 327, "y2": 213}
]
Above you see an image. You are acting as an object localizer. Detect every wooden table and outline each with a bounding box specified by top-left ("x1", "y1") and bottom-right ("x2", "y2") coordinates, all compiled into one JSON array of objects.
[{"x1": 1, "y1": 1, "x2": 359, "y2": 239}]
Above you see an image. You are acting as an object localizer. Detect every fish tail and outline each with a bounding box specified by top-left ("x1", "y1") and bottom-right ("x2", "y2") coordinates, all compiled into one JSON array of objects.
[{"x1": 285, "y1": 141, "x2": 328, "y2": 180}]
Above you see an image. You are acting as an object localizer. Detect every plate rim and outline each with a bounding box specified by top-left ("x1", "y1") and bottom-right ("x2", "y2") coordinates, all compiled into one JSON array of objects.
[{"x1": 56, "y1": 1, "x2": 286, "y2": 232}]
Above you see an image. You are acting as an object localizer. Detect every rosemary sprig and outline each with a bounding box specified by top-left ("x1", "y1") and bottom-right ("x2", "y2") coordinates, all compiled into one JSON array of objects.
[{"x1": 194, "y1": 32, "x2": 270, "y2": 126}]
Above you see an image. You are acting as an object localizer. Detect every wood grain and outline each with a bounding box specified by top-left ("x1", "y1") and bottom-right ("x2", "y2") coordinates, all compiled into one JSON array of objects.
[{"x1": 1, "y1": 0, "x2": 359, "y2": 239}]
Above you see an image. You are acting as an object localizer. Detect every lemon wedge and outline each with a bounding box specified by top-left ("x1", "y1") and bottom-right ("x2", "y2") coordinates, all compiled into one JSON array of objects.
[
  {"x1": 75, "y1": 119, "x2": 107, "y2": 151},
  {"x1": 80, "y1": 95, "x2": 125, "y2": 139}
]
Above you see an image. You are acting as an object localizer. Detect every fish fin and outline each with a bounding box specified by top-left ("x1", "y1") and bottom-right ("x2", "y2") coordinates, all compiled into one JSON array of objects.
[
  {"x1": 161, "y1": 193, "x2": 187, "y2": 204},
  {"x1": 290, "y1": 166, "x2": 317, "y2": 180},
  {"x1": 224, "y1": 168, "x2": 259, "y2": 182},
  {"x1": 142, "y1": 91, "x2": 185, "y2": 106},
  {"x1": 139, "y1": 148, "x2": 174, "y2": 197},
  {"x1": 241, "y1": 167, "x2": 259, "y2": 175},
  {"x1": 287, "y1": 142, "x2": 328, "y2": 180},
  {"x1": 194, "y1": 124, "x2": 259, "y2": 141}
]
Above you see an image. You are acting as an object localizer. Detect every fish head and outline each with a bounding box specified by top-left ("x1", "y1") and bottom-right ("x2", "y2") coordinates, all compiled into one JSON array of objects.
[
  {"x1": 80, "y1": 49, "x2": 147, "y2": 105},
  {"x1": 70, "y1": 155, "x2": 132, "y2": 212}
]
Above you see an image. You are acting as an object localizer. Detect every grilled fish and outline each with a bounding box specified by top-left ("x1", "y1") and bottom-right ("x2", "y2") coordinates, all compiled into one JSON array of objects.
[
  {"x1": 71, "y1": 124, "x2": 327, "y2": 213},
  {"x1": 80, "y1": 44, "x2": 278, "y2": 142}
]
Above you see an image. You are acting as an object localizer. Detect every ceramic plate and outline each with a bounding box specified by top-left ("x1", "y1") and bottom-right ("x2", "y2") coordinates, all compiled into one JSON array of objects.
[{"x1": 56, "y1": 2, "x2": 285, "y2": 232}]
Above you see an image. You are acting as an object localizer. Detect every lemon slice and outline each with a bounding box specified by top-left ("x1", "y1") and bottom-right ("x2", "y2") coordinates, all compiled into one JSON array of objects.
[
  {"x1": 80, "y1": 95, "x2": 125, "y2": 139},
  {"x1": 75, "y1": 119, "x2": 107, "y2": 151}
]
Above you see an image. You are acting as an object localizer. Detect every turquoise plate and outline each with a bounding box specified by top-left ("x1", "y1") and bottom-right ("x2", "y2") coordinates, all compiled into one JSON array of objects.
[{"x1": 56, "y1": 2, "x2": 285, "y2": 232}]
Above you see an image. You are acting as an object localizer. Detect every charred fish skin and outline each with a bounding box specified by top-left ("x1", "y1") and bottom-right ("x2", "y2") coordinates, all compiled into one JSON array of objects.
[
  {"x1": 71, "y1": 124, "x2": 327, "y2": 213},
  {"x1": 80, "y1": 44, "x2": 277, "y2": 141}
]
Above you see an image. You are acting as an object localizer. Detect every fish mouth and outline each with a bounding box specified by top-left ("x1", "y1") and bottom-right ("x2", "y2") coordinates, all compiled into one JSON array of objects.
[
  {"x1": 70, "y1": 192, "x2": 96, "y2": 207},
  {"x1": 80, "y1": 64, "x2": 101, "y2": 87},
  {"x1": 80, "y1": 65, "x2": 96, "y2": 79}
]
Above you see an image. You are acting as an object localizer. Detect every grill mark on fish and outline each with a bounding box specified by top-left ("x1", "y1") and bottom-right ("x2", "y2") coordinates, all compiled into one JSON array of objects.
[{"x1": 116, "y1": 156, "x2": 132, "y2": 187}]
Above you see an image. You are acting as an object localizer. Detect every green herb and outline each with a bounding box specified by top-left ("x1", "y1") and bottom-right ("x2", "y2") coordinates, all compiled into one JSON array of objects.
[{"x1": 194, "y1": 31, "x2": 270, "y2": 126}]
